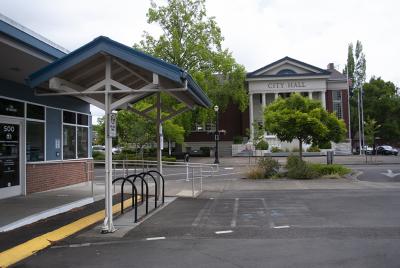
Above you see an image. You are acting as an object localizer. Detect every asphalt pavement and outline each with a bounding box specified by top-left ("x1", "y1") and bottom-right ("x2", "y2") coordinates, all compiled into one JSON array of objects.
[{"x1": 16, "y1": 188, "x2": 400, "y2": 268}]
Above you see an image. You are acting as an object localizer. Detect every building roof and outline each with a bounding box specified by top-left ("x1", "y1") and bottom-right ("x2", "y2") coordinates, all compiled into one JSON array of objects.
[
  {"x1": 0, "y1": 13, "x2": 67, "y2": 59},
  {"x1": 27, "y1": 36, "x2": 211, "y2": 108},
  {"x1": 327, "y1": 67, "x2": 347, "y2": 81},
  {"x1": 247, "y1": 56, "x2": 331, "y2": 78}
]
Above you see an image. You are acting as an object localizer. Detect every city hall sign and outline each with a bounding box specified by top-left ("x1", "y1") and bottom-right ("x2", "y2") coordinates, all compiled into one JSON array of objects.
[{"x1": 267, "y1": 81, "x2": 306, "y2": 89}]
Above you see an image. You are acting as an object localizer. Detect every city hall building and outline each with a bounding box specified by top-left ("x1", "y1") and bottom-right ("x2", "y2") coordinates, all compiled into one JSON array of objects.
[
  {"x1": 246, "y1": 56, "x2": 351, "y2": 151},
  {"x1": 0, "y1": 15, "x2": 92, "y2": 199},
  {"x1": 186, "y1": 57, "x2": 351, "y2": 154}
]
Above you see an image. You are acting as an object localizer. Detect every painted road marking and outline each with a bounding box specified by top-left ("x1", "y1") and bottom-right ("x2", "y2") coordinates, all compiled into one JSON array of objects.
[
  {"x1": 224, "y1": 167, "x2": 234, "y2": 170},
  {"x1": 146, "y1": 237, "x2": 166, "y2": 241},
  {"x1": 0, "y1": 198, "x2": 135, "y2": 268},
  {"x1": 273, "y1": 225, "x2": 290, "y2": 229},
  {"x1": 230, "y1": 198, "x2": 239, "y2": 228},
  {"x1": 215, "y1": 230, "x2": 233, "y2": 234}
]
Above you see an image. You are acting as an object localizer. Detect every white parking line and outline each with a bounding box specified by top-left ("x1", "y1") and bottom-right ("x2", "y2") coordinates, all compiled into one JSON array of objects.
[
  {"x1": 273, "y1": 225, "x2": 290, "y2": 229},
  {"x1": 146, "y1": 237, "x2": 166, "y2": 241},
  {"x1": 215, "y1": 230, "x2": 233, "y2": 234}
]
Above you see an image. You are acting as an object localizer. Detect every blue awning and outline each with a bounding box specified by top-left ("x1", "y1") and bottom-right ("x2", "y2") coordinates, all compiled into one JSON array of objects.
[{"x1": 27, "y1": 36, "x2": 211, "y2": 108}]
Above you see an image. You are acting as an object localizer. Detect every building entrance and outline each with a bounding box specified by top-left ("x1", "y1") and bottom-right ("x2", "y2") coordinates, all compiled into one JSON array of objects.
[{"x1": 0, "y1": 118, "x2": 22, "y2": 199}]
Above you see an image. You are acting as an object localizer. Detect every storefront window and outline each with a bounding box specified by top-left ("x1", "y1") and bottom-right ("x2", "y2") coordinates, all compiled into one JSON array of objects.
[
  {"x1": 63, "y1": 111, "x2": 76, "y2": 124},
  {"x1": 63, "y1": 125, "x2": 76, "y2": 159},
  {"x1": 77, "y1": 127, "x2": 88, "y2": 158},
  {"x1": 26, "y1": 121, "x2": 45, "y2": 162},
  {"x1": 0, "y1": 98, "x2": 24, "y2": 117},
  {"x1": 77, "y1": 113, "x2": 89, "y2": 126},
  {"x1": 27, "y1": 104, "x2": 45, "y2": 120}
]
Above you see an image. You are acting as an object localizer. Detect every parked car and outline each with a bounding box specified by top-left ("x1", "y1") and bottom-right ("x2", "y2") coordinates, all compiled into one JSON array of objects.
[
  {"x1": 362, "y1": 145, "x2": 374, "y2": 155},
  {"x1": 377, "y1": 145, "x2": 398, "y2": 156}
]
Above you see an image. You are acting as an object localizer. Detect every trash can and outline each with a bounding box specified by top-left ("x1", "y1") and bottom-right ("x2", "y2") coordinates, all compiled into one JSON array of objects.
[{"x1": 326, "y1": 151, "x2": 334, "y2": 165}]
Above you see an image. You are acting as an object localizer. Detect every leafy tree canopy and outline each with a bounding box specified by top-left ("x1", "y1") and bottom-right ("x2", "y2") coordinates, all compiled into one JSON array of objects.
[
  {"x1": 135, "y1": 0, "x2": 247, "y2": 133},
  {"x1": 264, "y1": 93, "x2": 347, "y2": 159},
  {"x1": 363, "y1": 77, "x2": 400, "y2": 143}
]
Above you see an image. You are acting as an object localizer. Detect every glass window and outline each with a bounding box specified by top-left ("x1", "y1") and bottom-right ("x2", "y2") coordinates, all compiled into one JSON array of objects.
[
  {"x1": 63, "y1": 111, "x2": 76, "y2": 124},
  {"x1": 332, "y1": 91, "x2": 343, "y2": 119},
  {"x1": 26, "y1": 121, "x2": 45, "y2": 162},
  {"x1": 77, "y1": 113, "x2": 89, "y2": 126},
  {"x1": 0, "y1": 98, "x2": 24, "y2": 117},
  {"x1": 63, "y1": 125, "x2": 76, "y2": 159},
  {"x1": 27, "y1": 104, "x2": 45, "y2": 120},
  {"x1": 77, "y1": 127, "x2": 88, "y2": 158}
]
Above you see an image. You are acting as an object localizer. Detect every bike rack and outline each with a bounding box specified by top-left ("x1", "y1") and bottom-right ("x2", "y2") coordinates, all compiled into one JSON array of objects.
[
  {"x1": 112, "y1": 177, "x2": 138, "y2": 222},
  {"x1": 126, "y1": 173, "x2": 149, "y2": 215},
  {"x1": 137, "y1": 172, "x2": 158, "y2": 209},
  {"x1": 147, "y1": 170, "x2": 165, "y2": 204}
]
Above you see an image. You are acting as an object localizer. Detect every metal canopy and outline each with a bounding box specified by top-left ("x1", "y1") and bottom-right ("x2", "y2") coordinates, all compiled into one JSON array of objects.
[{"x1": 27, "y1": 36, "x2": 211, "y2": 233}]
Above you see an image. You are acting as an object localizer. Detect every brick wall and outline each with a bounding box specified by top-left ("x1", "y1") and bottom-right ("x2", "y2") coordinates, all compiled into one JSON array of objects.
[{"x1": 26, "y1": 160, "x2": 93, "y2": 194}]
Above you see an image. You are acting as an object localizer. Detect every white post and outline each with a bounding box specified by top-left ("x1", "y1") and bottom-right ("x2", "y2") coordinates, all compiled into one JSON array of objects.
[
  {"x1": 274, "y1": 92, "x2": 279, "y2": 100},
  {"x1": 321, "y1": 91, "x2": 326, "y2": 109},
  {"x1": 102, "y1": 56, "x2": 115, "y2": 233},
  {"x1": 308, "y1": 91, "x2": 313, "y2": 99},
  {"x1": 156, "y1": 91, "x2": 162, "y2": 198},
  {"x1": 261, "y1": 93, "x2": 266, "y2": 107},
  {"x1": 186, "y1": 162, "x2": 189, "y2": 181},
  {"x1": 249, "y1": 93, "x2": 254, "y2": 140},
  {"x1": 192, "y1": 167, "x2": 195, "y2": 197}
]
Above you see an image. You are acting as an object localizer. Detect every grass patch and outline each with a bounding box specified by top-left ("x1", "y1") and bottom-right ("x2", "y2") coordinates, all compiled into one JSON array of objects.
[{"x1": 308, "y1": 163, "x2": 351, "y2": 176}]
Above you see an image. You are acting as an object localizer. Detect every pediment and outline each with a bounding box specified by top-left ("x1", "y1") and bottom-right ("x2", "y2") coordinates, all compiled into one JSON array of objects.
[{"x1": 247, "y1": 56, "x2": 330, "y2": 78}]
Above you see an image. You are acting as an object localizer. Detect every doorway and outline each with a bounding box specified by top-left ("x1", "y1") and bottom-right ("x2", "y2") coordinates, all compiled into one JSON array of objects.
[{"x1": 0, "y1": 117, "x2": 24, "y2": 199}]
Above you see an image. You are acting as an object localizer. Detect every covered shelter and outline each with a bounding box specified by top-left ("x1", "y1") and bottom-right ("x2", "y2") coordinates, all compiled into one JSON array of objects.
[{"x1": 27, "y1": 36, "x2": 211, "y2": 233}]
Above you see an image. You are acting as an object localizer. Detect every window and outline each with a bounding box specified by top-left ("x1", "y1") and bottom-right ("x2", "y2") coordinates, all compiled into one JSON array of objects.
[
  {"x1": 27, "y1": 104, "x2": 45, "y2": 120},
  {"x1": 277, "y1": 69, "x2": 296, "y2": 75},
  {"x1": 63, "y1": 111, "x2": 76, "y2": 124},
  {"x1": 332, "y1": 91, "x2": 343, "y2": 119},
  {"x1": 77, "y1": 127, "x2": 88, "y2": 158},
  {"x1": 0, "y1": 98, "x2": 24, "y2": 117},
  {"x1": 62, "y1": 110, "x2": 89, "y2": 159},
  {"x1": 26, "y1": 121, "x2": 45, "y2": 162},
  {"x1": 63, "y1": 125, "x2": 76, "y2": 159}
]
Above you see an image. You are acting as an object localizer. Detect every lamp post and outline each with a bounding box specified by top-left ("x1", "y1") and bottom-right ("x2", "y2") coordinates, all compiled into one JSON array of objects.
[{"x1": 214, "y1": 105, "x2": 220, "y2": 164}]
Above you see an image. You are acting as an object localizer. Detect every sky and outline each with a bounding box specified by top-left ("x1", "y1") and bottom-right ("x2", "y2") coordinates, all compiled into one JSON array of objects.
[{"x1": 2, "y1": 0, "x2": 399, "y2": 123}]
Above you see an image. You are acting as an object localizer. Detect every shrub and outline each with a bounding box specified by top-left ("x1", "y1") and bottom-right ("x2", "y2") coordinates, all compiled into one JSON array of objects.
[
  {"x1": 271, "y1": 146, "x2": 283, "y2": 153},
  {"x1": 307, "y1": 145, "x2": 320, "y2": 152},
  {"x1": 92, "y1": 151, "x2": 105, "y2": 160},
  {"x1": 256, "y1": 140, "x2": 269, "y2": 150},
  {"x1": 246, "y1": 167, "x2": 265, "y2": 179},
  {"x1": 318, "y1": 141, "x2": 332, "y2": 149},
  {"x1": 258, "y1": 157, "x2": 280, "y2": 178},
  {"x1": 291, "y1": 147, "x2": 303, "y2": 152},
  {"x1": 233, "y1": 136, "x2": 244, "y2": 144},
  {"x1": 286, "y1": 155, "x2": 317, "y2": 179},
  {"x1": 308, "y1": 163, "x2": 351, "y2": 176}
]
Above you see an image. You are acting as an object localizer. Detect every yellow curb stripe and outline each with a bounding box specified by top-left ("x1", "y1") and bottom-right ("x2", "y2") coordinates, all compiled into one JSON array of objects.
[{"x1": 0, "y1": 198, "x2": 136, "y2": 268}]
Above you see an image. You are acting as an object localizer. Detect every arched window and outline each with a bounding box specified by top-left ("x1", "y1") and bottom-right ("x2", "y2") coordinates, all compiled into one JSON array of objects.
[{"x1": 277, "y1": 69, "x2": 296, "y2": 75}]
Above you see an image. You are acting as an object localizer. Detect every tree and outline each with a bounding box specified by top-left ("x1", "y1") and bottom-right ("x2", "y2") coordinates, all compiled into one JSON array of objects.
[
  {"x1": 163, "y1": 120, "x2": 185, "y2": 155},
  {"x1": 135, "y1": 0, "x2": 247, "y2": 133},
  {"x1": 362, "y1": 77, "x2": 400, "y2": 143},
  {"x1": 343, "y1": 41, "x2": 366, "y2": 149},
  {"x1": 364, "y1": 117, "x2": 380, "y2": 147},
  {"x1": 264, "y1": 93, "x2": 347, "y2": 159}
]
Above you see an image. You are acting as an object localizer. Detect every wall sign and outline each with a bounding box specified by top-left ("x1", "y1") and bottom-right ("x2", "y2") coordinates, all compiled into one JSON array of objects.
[
  {"x1": 109, "y1": 113, "x2": 117, "y2": 138},
  {"x1": 267, "y1": 81, "x2": 306, "y2": 89},
  {"x1": 0, "y1": 98, "x2": 24, "y2": 117}
]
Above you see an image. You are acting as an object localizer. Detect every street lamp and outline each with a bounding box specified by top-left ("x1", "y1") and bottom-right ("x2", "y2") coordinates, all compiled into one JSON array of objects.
[{"x1": 214, "y1": 105, "x2": 220, "y2": 164}]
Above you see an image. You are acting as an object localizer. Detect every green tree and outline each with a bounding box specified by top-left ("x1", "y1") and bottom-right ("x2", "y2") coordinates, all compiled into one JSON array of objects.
[
  {"x1": 135, "y1": 0, "x2": 247, "y2": 133},
  {"x1": 363, "y1": 77, "x2": 400, "y2": 143},
  {"x1": 163, "y1": 119, "x2": 185, "y2": 155},
  {"x1": 364, "y1": 117, "x2": 381, "y2": 146},
  {"x1": 344, "y1": 40, "x2": 366, "y2": 147},
  {"x1": 264, "y1": 93, "x2": 347, "y2": 159}
]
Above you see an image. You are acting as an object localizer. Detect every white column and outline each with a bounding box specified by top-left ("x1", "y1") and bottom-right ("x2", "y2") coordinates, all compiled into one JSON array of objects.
[
  {"x1": 249, "y1": 93, "x2": 254, "y2": 140},
  {"x1": 261, "y1": 93, "x2": 266, "y2": 107},
  {"x1": 274, "y1": 92, "x2": 278, "y2": 100},
  {"x1": 321, "y1": 91, "x2": 326, "y2": 108},
  {"x1": 102, "y1": 56, "x2": 115, "y2": 233},
  {"x1": 308, "y1": 91, "x2": 313, "y2": 99}
]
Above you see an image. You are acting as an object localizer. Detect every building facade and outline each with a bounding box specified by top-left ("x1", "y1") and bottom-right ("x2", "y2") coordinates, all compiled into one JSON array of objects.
[
  {"x1": 246, "y1": 56, "x2": 351, "y2": 152},
  {"x1": 0, "y1": 15, "x2": 92, "y2": 199}
]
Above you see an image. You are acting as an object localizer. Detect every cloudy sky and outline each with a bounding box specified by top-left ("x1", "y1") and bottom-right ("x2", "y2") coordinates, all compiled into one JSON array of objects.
[{"x1": 2, "y1": 0, "x2": 399, "y2": 122}]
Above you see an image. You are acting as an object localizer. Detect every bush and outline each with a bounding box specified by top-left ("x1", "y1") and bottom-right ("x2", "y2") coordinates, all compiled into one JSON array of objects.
[
  {"x1": 246, "y1": 167, "x2": 265, "y2": 179},
  {"x1": 307, "y1": 145, "x2": 320, "y2": 152},
  {"x1": 318, "y1": 141, "x2": 332, "y2": 149},
  {"x1": 256, "y1": 140, "x2": 269, "y2": 150},
  {"x1": 271, "y1": 146, "x2": 283, "y2": 153},
  {"x1": 233, "y1": 136, "x2": 244, "y2": 144},
  {"x1": 258, "y1": 157, "x2": 280, "y2": 178},
  {"x1": 286, "y1": 155, "x2": 317, "y2": 179},
  {"x1": 92, "y1": 151, "x2": 105, "y2": 160},
  {"x1": 308, "y1": 163, "x2": 351, "y2": 176},
  {"x1": 291, "y1": 147, "x2": 303, "y2": 152}
]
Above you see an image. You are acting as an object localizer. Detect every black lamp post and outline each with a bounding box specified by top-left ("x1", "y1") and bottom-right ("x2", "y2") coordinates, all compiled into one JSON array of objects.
[{"x1": 214, "y1": 105, "x2": 220, "y2": 164}]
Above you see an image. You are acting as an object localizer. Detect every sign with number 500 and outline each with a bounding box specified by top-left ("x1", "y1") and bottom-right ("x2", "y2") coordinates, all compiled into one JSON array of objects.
[{"x1": 3, "y1": 125, "x2": 15, "y2": 132}]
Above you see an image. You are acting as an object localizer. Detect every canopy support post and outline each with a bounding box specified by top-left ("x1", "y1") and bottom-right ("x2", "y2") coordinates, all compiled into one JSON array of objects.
[
  {"x1": 156, "y1": 91, "x2": 162, "y2": 199},
  {"x1": 102, "y1": 56, "x2": 116, "y2": 234}
]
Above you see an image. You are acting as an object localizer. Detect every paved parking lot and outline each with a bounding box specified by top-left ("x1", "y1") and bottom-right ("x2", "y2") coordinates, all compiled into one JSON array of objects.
[{"x1": 18, "y1": 188, "x2": 400, "y2": 268}]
